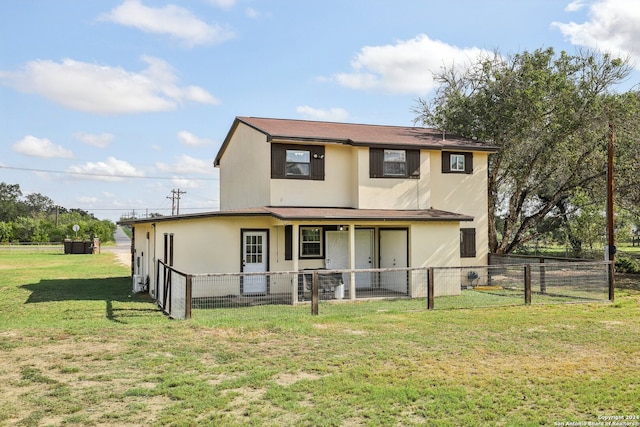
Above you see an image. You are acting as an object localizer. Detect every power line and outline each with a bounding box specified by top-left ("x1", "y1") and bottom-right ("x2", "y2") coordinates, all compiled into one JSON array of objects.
[{"x1": 0, "y1": 165, "x2": 218, "y2": 181}]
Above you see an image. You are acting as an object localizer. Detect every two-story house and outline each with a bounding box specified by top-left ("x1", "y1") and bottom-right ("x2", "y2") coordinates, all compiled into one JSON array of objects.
[{"x1": 123, "y1": 116, "x2": 497, "y2": 300}]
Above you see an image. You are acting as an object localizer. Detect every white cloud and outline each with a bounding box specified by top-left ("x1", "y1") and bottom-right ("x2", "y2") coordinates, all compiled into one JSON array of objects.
[
  {"x1": 177, "y1": 131, "x2": 216, "y2": 147},
  {"x1": 296, "y1": 105, "x2": 350, "y2": 122},
  {"x1": 67, "y1": 157, "x2": 144, "y2": 181},
  {"x1": 101, "y1": 0, "x2": 234, "y2": 46},
  {"x1": 0, "y1": 56, "x2": 219, "y2": 114},
  {"x1": 156, "y1": 154, "x2": 213, "y2": 175},
  {"x1": 565, "y1": 0, "x2": 587, "y2": 12},
  {"x1": 74, "y1": 132, "x2": 114, "y2": 148},
  {"x1": 333, "y1": 34, "x2": 490, "y2": 95},
  {"x1": 13, "y1": 135, "x2": 74, "y2": 159},
  {"x1": 170, "y1": 177, "x2": 203, "y2": 189},
  {"x1": 552, "y1": 0, "x2": 640, "y2": 64}
]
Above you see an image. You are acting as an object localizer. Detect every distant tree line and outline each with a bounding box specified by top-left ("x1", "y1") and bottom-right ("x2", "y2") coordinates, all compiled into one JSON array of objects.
[{"x1": 0, "y1": 182, "x2": 115, "y2": 243}]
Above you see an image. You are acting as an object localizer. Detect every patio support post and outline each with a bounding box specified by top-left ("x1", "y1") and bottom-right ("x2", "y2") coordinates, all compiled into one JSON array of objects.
[
  {"x1": 348, "y1": 223, "x2": 356, "y2": 301},
  {"x1": 292, "y1": 224, "x2": 299, "y2": 303}
]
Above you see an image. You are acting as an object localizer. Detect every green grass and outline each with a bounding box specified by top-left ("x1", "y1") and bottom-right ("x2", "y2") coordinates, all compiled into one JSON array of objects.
[{"x1": 1, "y1": 253, "x2": 639, "y2": 426}]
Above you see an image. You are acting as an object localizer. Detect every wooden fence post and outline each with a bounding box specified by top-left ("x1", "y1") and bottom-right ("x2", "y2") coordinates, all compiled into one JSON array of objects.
[
  {"x1": 524, "y1": 265, "x2": 531, "y2": 305},
  {"x1": 311, "y1": 271, "x2": 319, "y2": 315},
  {"x1": 427, "y1": 267, "x2": 434, "y2": 310},
  {"x1": 608, "y1": 261, "x2": 615, "y2": 302},
  {"x1": 185, "y1": 274, "x2": 192, "y2": 319},
  {"x1": 539, "y1": 258, "x2": 546, "y2": 294}
]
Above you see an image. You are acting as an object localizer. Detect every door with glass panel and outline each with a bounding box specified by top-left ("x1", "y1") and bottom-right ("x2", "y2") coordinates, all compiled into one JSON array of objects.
[{"x1": 241, "y1": 230, "x2": 268, "y2": 294}]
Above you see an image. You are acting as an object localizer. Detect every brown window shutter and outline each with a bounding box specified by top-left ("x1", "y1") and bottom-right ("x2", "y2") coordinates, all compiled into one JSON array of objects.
[
  {"x1": 369, "y1": 148, "x2": 383, "y2": 178},
  {"x1": 460, "y1": 228, "x2": 476, "y2": 258},
  {"x1": 284, "y1": 225, "x2": 292, "y2": 260},
  {"x1": 407, "y1": 149, "x2": 420, "y2": 178},
  {"x1": 442, "y1": 152, "x2": 451, "y2": 173},
  {"x1": 464, "y1": 153, "x2": 473, "y2": 174},
  {"x1": 311, "y1": 146, "x2": 325, "y2": 180},
  {"x1": 271, "y1": 144, "x2": 285, "y2": 178}
]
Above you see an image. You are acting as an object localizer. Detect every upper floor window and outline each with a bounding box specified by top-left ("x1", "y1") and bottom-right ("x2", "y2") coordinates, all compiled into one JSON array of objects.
[
  {"x1": 272, "y1": 144, "x2": 324, "y2": 180},
  {"x1": 286, "y1": 149, "x2": 310, "y2": 176},
  {"x1": 383, "y1": 150, "x2": 407, "y2": 176},
  {"x1": 442, "y1": 152, "x2": 473, "y2": 174},
  {"x1": 370, "y1": 148, "x2": 420, "y2": 179},
  {"x1": 450, "y1": 154, "x2": 465, "y2": 172}
]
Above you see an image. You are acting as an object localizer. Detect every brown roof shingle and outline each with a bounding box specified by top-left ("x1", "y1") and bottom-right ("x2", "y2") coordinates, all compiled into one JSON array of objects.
[{"x1": 215, "y1": 116, "x2": 496, "y2": 166}]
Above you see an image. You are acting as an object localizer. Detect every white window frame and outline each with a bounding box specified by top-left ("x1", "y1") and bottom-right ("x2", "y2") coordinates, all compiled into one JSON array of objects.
[
  {"x1": 286, "y1": 149, "x2": 311, "y2": 177},
  {"x1": 450, "y1": 154, "x2": 465, "y2": 172},
  {"x1": 383, "y1": 149, "x2": 407, "y2": 177},
  {"x1": 300, "y1": 226, "x2": 323, "y2": 258}
]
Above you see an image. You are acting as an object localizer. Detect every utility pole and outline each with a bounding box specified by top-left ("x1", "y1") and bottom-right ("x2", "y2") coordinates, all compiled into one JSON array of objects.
[
  {"x1": 167, "y1": 189, "x2": 186, "y2": 215},
  {"x1": 175, "y1": 189, "x2": 185, "y2": 215},
  {"x1": 167, "y1": 192, "x2": 175, "y2": 215},
  {"x1": 606, "y1": 121, "x2": 615, "y2": 301}
]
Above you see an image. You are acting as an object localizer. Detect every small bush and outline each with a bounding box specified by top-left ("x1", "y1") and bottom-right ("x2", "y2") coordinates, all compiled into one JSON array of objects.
[{"x1": 615, "y1": 256, "x2": 639, "y2": 274}]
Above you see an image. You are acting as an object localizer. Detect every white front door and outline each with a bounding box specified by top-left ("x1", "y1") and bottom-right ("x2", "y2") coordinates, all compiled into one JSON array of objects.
[
  {"x1": 326, "y1": 229, "x2": 374, "y2": 288},
  {"x1": 379, "y1": 229, "x2": 408, "y2": 293},
  {"x1": 242, "y1": 230, "x2": 268, "y2": 294}
]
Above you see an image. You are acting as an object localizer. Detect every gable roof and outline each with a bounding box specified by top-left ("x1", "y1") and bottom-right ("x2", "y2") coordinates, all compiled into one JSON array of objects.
[{"x1": 214, "y1": 116, "x2": 496, "y2": 166}]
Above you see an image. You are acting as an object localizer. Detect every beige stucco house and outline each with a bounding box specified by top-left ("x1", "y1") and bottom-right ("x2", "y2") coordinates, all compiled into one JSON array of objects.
[{"x1": 122, "y1": 116, "x2": 497, "y2": 299}]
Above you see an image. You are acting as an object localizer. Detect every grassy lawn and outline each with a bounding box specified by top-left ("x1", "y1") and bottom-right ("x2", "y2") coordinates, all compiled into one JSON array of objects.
[{"x1": 1, "y1": 253, "x2": 639, "y2": 426}]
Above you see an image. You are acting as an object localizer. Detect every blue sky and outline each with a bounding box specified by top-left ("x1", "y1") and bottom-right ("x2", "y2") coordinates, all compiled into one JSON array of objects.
[{"x1": 1, "y1": 0, "x2": 639, "y2": 221}]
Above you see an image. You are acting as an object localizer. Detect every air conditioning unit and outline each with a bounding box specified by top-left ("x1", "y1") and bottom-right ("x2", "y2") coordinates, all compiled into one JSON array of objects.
[{"x1": 132, "y1": 274, "x2": 144, "y2": 293}]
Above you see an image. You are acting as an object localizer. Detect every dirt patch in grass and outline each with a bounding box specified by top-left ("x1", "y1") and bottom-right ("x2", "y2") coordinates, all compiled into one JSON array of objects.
[
  {"x1": 0, "y1": 336, "x2": 172, "y2": 426},
  {"x1": 274, "y1": 371, "x2": 324, "y2": 386}
]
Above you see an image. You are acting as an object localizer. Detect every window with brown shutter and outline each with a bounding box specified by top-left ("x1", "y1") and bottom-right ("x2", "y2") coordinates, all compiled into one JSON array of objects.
[
  {"x1": 369, "y1": 148, "x2": 420, "y2": 178},
  {"x1": 442, "y1": 152, "x2": 473, "y2": 174},
  {"x1": 271, "y1": 144, "x2": 325, "y2": 180}
]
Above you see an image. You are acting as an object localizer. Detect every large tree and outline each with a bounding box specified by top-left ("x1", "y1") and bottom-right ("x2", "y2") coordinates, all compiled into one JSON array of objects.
[
  {"x1": 613, "y1": 91, "x2": 640, "y2": 219},
  {"x1": 0, "y1": 183, "x2": 24, "y2": 222},
  {"x1": 414, "y1": 48, "x2": 633, "y2": 253}
]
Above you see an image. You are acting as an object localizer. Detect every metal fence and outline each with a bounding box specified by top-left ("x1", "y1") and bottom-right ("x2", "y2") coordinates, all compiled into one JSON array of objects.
[
  {"x1": 432, "y1": 262, "x2": 612, "y2": 310},
  {"x1": 154, "y1": 261, "x2": 613, "y2": 320},
  {"x1": 156, "y1": 260, "x2": 191, "y2": 319},
  {"x1": 0, "y1": 243, "x2": 64, "y2": 254}
]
